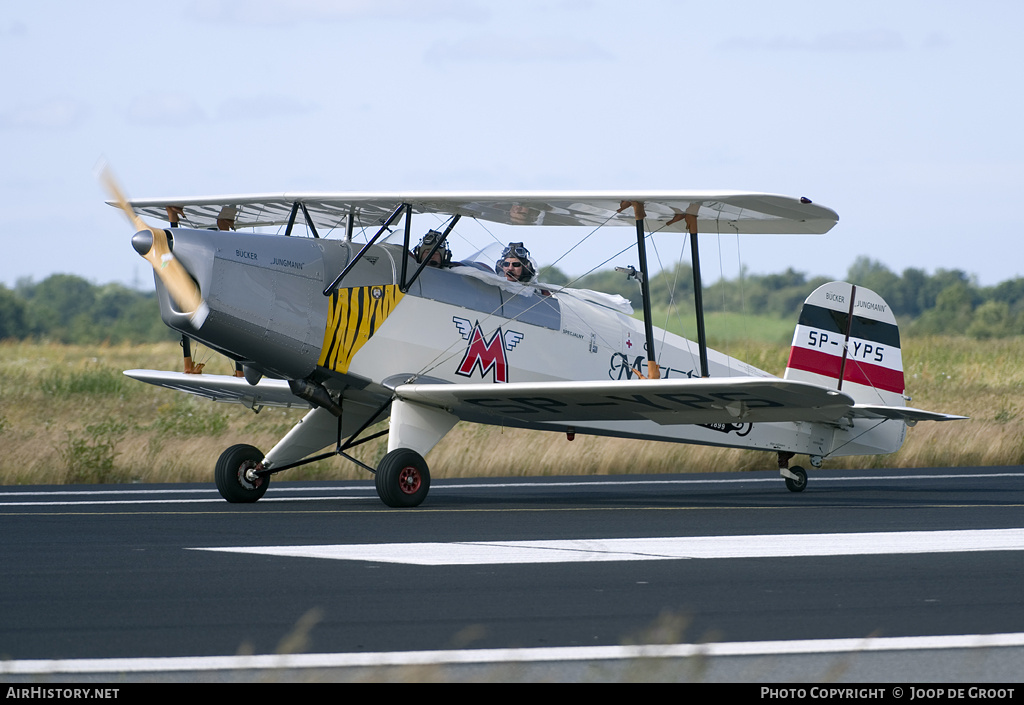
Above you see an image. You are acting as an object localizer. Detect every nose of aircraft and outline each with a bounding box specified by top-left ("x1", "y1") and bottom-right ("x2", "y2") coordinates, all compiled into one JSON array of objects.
[
  {"x1": 100, "y1": 165, "x2": 208, "y2": 329},
  {"x1": 131, "y1": 229, "x2": 153, "y2": 256}
]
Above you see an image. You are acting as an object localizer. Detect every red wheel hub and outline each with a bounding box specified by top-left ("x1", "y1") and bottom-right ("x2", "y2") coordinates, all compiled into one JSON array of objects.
[{"x1": 398, "y1": 466, "x2": 422, "y2": 494}]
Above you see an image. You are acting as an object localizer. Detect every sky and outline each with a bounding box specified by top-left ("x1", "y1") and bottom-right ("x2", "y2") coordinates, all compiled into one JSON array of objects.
[{"x1": 2, "y1": 0, "x2": 1022, "y2": 293}]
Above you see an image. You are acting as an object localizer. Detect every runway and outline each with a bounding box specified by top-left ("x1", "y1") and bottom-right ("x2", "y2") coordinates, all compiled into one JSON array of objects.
[{"x1": 1, "y1": 466, "x2": 1022, "y2": 682}]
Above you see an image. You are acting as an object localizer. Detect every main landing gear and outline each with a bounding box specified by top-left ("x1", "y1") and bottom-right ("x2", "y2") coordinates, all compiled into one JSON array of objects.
[
  {"x1": 375, "y1": 448, "x2": 431, "y2": 508},
  {"x1": 777, "y1": 451, "x2": 808, "y2": 493},
  {"x1": 784, "y1": 466, "x2": 808, "y2": 493},
  {"x1": 215, "y1": 444, "x2": 270, "y2": 503},
  {"x1": 212, "y1": 394, "x2": 447, "y2": 508},
  {"x1": 213, "y1": 442, "x2": 431, "y2": 507}
]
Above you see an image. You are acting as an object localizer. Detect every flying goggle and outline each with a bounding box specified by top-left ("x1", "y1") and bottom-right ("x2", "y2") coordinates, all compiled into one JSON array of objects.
[
  {"x1": 421, "y1": 230, "x2": 446, "y2": 247},
  {"x1": 501, "y1": 242, "x2": 531, "y2": 260},
  {"x1": 496, "y1": 242, "x2": 535, "y2": 281},
  {"x1": 414, "y1": 230, "x2": 452, "y2": 266}
]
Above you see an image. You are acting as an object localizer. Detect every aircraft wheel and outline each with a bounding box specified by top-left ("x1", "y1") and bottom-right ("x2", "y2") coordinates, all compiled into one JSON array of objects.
[
  {"x1": 785, "y1": 465, "x2": 808, "y2": 493},
  {"x1": 215, "y1": 444, "x2": 270, "y2": 503},
  {"x1": 375, "y1": 448, "x2": 430, "y2": 508}
]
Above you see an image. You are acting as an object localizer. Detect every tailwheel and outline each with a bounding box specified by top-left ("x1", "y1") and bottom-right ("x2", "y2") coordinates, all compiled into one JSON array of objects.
[
  {"x1": 375, "y1": 448, "x2": 430, "y2": 508},
  {"x1": 784, "y1": 465, "x2": 808, "y2": 493},
  {"x1": 215, "y1": 444, "x2": 270, "y2": 503}
]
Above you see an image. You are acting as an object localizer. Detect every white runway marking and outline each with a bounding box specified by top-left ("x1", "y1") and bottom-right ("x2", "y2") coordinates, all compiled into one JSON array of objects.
[
  {"x1": 3, "y1": 633, "x2": 1023, "y2": 676},
  {"x1": 2, "y1": 471, "x2": 1019, "y2": 507},
  {"x1": 192, "y1": 528, "x2": 1024, "y2": 565}
]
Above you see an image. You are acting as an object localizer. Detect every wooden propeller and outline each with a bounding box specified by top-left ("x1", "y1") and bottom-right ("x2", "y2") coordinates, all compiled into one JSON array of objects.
[{"x1": 100, "y1": 167, "x2": 208, "y2": 328}]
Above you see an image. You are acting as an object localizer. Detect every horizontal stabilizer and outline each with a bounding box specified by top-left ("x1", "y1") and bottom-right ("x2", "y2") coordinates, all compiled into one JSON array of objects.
[
  {"x1": 851, "y1": 405, "x2": 968, "y2": 423},
  {"x1": 123, "y1": 370, "x2": 309, "y2": 409}
]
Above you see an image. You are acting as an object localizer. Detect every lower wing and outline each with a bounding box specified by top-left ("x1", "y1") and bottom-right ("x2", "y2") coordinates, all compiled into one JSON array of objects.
[
  {"x1": 123, "y1": 370, "x2": 309, "y2": 410},
  {"x1": 393, "y1": 376, "x2": 966, "y2": 427}
]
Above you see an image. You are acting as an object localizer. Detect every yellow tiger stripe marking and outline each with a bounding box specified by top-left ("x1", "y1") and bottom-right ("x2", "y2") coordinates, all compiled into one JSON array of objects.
[{"x1": 318, "y1": 285, "x2": 404, "y2": 374}]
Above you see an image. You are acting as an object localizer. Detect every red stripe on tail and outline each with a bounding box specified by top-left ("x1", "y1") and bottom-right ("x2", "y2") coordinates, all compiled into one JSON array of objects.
[
  {"x1": 787, "y1": 346, "x2": 842, "y2": 380},
  {"x1": 788, "y1": 346, "x2": 904, "y2": 394},
  {"x1": 842, "y1": 360, "x2": 904, "y2": 394}
]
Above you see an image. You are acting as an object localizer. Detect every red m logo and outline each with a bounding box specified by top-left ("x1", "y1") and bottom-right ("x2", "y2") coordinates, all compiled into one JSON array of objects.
[{"x1": 453, "y1": 318, "x2": 523, "y2": 383}]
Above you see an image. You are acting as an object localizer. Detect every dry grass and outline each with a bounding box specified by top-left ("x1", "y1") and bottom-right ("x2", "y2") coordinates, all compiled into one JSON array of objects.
[{"x1": 0, "y1": 336, "x2": 1020, "y2": 486}]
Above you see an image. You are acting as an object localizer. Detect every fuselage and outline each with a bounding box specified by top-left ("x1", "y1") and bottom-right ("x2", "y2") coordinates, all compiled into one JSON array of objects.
[{"x1": 151, "y1": 227, "x2": 904, "y2": 459}]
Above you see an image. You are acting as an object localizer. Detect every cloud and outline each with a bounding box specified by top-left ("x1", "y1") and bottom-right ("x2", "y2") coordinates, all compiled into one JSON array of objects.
[
  {"x1": 0, "y1": 19, "x2": 28, "y2": 37},
  {"x1": 125, "y1": 95, "x2": 207, "y2": 127},
  {"x1": 721, "y1": 29, "x2": 905, "y2": 53},
  {"x1": 0, "y1": 98, "x2": 90, "y2": 130},
  {"x1": 189, "y1": 0, "x2": 488, "y2": 27},
  {"x1": 120, "y1": 91, "x2": 319, "y2": 128},
  {"x1": 425, "y1": 34, "x2": 614, "y2": 65},
  {"x1": 216, "y1": 95, "x2": 320, "y2": 121},
  {"x1": 923, "y1": 32, "x2": 952, "y2": 50}
]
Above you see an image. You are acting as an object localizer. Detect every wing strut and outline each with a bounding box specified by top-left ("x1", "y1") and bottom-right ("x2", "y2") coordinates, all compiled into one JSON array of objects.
[
  {"x1": 284, "y1": 202, "x2": 300, "y2": 236},
  {"x1": 686, "y1": 213, "x2": 710, "y2": 378},
  {"x1": 398, "y1": 204, "x2": 414, "y2": 292},
  {"x1": 624, "y1": 202, "x2": 709, "y2": 379},
  {"x1": 345, "y1": 212, "x2": 355, "y2": 241},
  {"x1": 400, "y1": 214, "x2": 461, "y2": 292},
  {"x1": 323, "y1": 202, "x2": 407, "y2": 294},
  {"x1": 625, "y1": 201, "x2": 661, "y2": 380},
  {"x1": 284, "y1": 201, "x2": 321, "y2": 238}
]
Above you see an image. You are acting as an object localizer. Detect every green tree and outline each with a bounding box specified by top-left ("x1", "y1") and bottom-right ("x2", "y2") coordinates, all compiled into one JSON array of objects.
[
  {"x1": 910, "y1": 281, "x2": 976, "y2": 336},
  {"x1": 967, "y1": 300, "x2": 1017, "y2": 339},
  {"x1": 12, "y1": 274, "x2": 174, "y2": 343},
  {"x1": 847, "y1": 257, "x2": 900, "y2": 309},
  {"x1": 895, "y1": 267, "x2": 929, "y2": 318},
  {"x1": 989, "y1": 277, "x2": 1024, "y2": 319},
  {"x1": 21, "y1": 274, "x2": 97, "y2": 341},
  {"x1": 0, "y1": 285, "x2": 29, "y2": 339},
  {"x1": 536, "y1": 264, "x2": 570, "y2": 286}
]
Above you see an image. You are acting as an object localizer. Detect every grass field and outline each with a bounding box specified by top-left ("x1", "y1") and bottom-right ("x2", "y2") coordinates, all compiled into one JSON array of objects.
[{"x1": 0, "y1": 333, "x2": 1021, "y2": 486}]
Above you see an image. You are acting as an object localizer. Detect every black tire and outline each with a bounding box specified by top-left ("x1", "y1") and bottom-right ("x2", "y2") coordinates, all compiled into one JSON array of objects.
[
  {"x1": 375, "y1": 448, "x2": 430, "y2": 508},
  {"x1": 215, "y1": 444, "x2": 269, "y2": 503},
  {"x1": 785, "y1": 465, "x2": 808, "y2": 493}
]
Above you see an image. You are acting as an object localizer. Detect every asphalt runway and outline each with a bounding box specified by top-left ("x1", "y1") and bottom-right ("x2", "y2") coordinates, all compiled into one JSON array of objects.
[{"x1": 1, "y1": 466, "x2": 1022, "y2": 682}]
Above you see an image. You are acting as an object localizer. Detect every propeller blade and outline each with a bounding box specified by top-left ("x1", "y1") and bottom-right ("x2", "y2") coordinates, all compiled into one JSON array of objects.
[{"x1": 100, "y1": 167, "x2": 209, "y2": 328}]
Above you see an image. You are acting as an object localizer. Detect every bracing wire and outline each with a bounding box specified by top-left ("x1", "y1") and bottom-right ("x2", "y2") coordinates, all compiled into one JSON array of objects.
[
  {"x1": 713, "y1": 229, "x2": 735, "y2": 376},
  {"x1": 734, "y1": 231, "x2": 750, "y2": 366}
]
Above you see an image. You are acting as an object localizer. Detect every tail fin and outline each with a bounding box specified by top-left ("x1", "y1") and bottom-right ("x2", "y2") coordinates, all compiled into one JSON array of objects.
[{"x1": 784, "y1": 282, "x2": 905, "y2": 407}]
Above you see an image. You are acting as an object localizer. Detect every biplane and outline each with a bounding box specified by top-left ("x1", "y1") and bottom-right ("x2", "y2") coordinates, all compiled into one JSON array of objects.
[{"x1": 102, "y1": 175, "x2": 965, "y2": 507}]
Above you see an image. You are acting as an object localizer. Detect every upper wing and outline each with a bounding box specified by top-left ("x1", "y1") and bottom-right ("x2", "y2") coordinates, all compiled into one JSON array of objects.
[
  {"x1": 118, "y1": 191, "x2": 838, "y2": 235},
  {"x1": 393, "y1": 377, "x2": 862, "y2": 427},
  {"x1": 123, "y1": 370, "x2": 310, "y2": 410}
]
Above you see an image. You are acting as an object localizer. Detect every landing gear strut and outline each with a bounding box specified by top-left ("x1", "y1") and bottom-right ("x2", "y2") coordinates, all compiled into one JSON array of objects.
[{"x1": 777, "y1": 451, "x2": 808, "y2": 493}]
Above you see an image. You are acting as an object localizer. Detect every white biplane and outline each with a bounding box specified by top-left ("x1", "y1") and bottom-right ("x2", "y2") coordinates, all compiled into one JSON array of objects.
[{"x1": 103, "y1": 176, "x2": 965, "y2": 507}]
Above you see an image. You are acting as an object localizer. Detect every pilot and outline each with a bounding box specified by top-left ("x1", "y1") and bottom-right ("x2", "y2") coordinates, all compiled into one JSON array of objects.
[
  {"x1": 413, "y1": 230, "x2": 453, "y2": 268},
  {"x1": 496, "y1": 242, "x2": 536, "y2": 282}
]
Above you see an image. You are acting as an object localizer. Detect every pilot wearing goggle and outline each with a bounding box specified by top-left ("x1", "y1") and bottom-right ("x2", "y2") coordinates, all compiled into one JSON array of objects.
[
  {"x1": 496, "y1": 242, "x2": 536, "y2": 282},
  {"x1": 413, "y1": 230, "x2": 453, "y2": 268}
]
